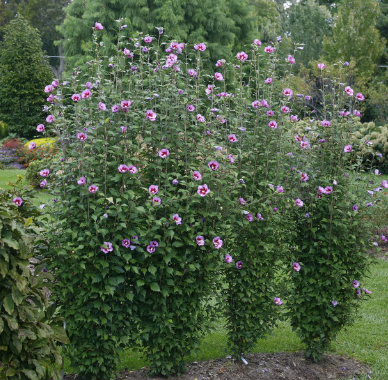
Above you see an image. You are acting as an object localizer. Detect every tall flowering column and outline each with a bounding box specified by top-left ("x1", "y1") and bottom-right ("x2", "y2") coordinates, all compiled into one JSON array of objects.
[{"x1": 286, "y1": 72, "x2": 372, "y2": 361}]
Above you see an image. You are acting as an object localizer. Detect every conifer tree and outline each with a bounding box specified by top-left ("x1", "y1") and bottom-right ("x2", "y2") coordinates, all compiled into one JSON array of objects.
[{"x1": 0, "y1": 15, "x2": 53, "y2": 138}]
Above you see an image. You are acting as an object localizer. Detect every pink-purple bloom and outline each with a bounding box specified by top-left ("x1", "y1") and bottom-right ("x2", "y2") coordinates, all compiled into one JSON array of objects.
[
  {"x1": 77, "y1": 176, "x2": 86, "y2": 185},
  {"x1": 152, "y1": 197, "x2": 161, "y2": 205},
  {"x1": 146, "y1": 109, "x2": 157, "y2": 121},
  {"x1": 225, "y1": 254, "x2": 233, "y2": 263},
  {"x1": 197, "y1": 184, "x2": 210, "y2": 197},
  {"x1": 208, "y1": 160, "x2": 219, "y2": 170},
  {"x1": 236, "y1": 261, "x2": 244, "y2": 269},
  {"x1": 88, "y1": 185, "x2": 98, "y2": 193},
  {"x1": 196, "y1": 236, "x2": 205, "y2": 246},
  {"x1": 40, "y1": 169, "x2": 50, "y2": 177},
  {"x1": 293, "y1": 262, "x2": 301, "y2": 271},
  {"x1": 317, "y1": 63, "x2": 326, "y2": 69},
  {"x1": 172, "y1": 213, "x2": 182, "y2": 225},
  {"x1": 213, "y1": 237, "x2": 223, "y2": 249},
  {"x1": 28, "y1": 142, "x2": 36, "y2": 150},
  {"x1": 194, "y1": 42, "x2": 207, "y2": 51},
  {"x1": 193, "y1": 171, "x2": 202, "y2": 181},
  {"x1": 236, "y1": 51, "x2": 248, "y2": 62},
  {"x1": 344, "y1": 145, "x2": 352, "y2": 153},
  {"x1": 148, "y1": 185, "x2": 159, "y2": 194},
  {"x1": 118, "y1": 164, "x2": 129, "y2": 173},
  {"x1": 158, "y1": 148, "x2": 170, "y2": 158},
  {"x1": 13, "y1": 197, "x2": 23, "y2": 206},
  {"x1": 77, "y1": 132, "x2": 87, "y2": 141},
  {"x1": 101, "y1": 242, "x2": 113, "y2": 254},
  {"x1": 268, "y1": 120, "x2": 278, "y2": 129},
  {"x1": 273, "y1": 297, "x2": 282, "y2": 305},
  {"x1": 94, "y1": 22, "x2": 104, "y2": 30},
  {"x1": 295, "y1": 198, "x2": 304, "y2": 207},
  {"x1": 122, "y1": 239, "x2": 131, "y2": 248}
]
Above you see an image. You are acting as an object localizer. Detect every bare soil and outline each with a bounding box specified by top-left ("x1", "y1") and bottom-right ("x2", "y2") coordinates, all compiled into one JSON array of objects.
[{"x1": 65, "y1": 352, "x2": 370, "y2": 380}]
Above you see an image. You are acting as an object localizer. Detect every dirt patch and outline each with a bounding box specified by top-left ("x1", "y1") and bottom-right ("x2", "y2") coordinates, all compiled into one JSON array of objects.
[{"x1": 65, "y1": 352, "x2": 370, "y2": 380}]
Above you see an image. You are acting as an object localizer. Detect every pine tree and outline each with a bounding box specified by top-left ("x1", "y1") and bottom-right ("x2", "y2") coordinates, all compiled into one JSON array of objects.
[{"x1": 0, "y1": 15, "x2": 53, "y2": 138}]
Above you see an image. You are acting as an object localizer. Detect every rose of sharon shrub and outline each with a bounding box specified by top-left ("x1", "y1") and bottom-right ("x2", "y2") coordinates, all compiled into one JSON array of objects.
[{"x1": 39, "y1": 23, "x2": 373, "y2": 377}]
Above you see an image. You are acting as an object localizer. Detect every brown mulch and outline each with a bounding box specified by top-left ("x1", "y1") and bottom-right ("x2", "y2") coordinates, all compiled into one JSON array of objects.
[{"x1": 65, "y1": 352, "x2": 370, "y2": 380}]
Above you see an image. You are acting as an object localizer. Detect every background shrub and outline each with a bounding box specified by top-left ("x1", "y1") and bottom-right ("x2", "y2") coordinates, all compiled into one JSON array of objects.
[
  {"x1": 18, "y1": 138, "x2": 58, "y2": 168},
  {"x1": 0, "y1": 180, "x2": 68, "y2": 379},
  {"x1": 25, "y1": 156, "x2": 57, "y2": 188},
  {"x1": 0, "y1": 121, "x2": 8, "y2": 139},
  {"x1": 0, "y1": 15, "x2": 53, "y2": 139}
]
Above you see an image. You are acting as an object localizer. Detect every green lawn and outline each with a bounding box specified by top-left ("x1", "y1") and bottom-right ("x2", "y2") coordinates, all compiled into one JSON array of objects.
[
  {"x1": 0, "y1": 168, "x2": 52, "y2": 205},
  {"x1": 114, "y1": 259, "x2": 388, "y2": 379}
]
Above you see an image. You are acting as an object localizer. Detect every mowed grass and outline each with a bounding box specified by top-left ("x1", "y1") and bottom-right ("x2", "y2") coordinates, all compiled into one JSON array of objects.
[
  {"x1": 0, "y1": 168, "x2": 52, "y2": 205},
  {"x1": 116, "y1": 259, "x2": 388, "y2": 380}
]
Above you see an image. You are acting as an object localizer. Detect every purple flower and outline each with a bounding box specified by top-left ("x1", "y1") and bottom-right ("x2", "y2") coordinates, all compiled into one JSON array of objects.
[
  {"x1": 332, "y1": 301, "x2": 338, "y2": 307},
  {"x1": 40, "y1": 169, "x2": 50, "y2": 178},
  {"x1": 88, "y1": 184, "x2": 98, "y2": 193},
  {"x1": 13, "y1": 197, "x2": 23, "y2": 207},
  {"x1": 122, "y1": 239, "x2": 131, "y2": 248},
  {"x1": 158, "y1": 148, "x2": 170, "y2": 158},
  {"x1": 101, "y1": 242, "x2": 113, "y2": 254},
  {"x1": 293, "y1": 262, "x2": 301, "y2": 271},
  {"x1": 273, "y1": 297, "x2": 282, "y2": 305},
  {"x1": 245, "y1": 214, "x2": 253, "y2": 222},
  {"x1": 196, "y1": 236, "x2": 205, "y2": 246},
  {"x1": 208, "y1": 160, "x2": 219, "y2": 170},
  {"x1": 152, "y1": 197, "x2": 161, "y2": 205},
  {"x1": 213, "y1": 237, "x2": 223, "y2": 249},
  {"x1": 148, "y1": 185, "x2": 159, "y2": 194},
  {"x1": 147, "y1": 245, "x2": 155, "y2": 254},
  {"x1": 256, "y1": 213, "x2": 264, "y2": 220},
  {"x1": 197, "y1": 184, "x2": 210, "y2": 197},
  {"x1": 352, "y1": 280, "x2": 360, "y2": 288},
  {"x1": 172, "y1": 213, "x2": 182, "y2": 225},
  {"x1": 193, "y1": 171, "x2": 202, "y2": 181},
  {"x1": 225, "y1": 254, "x2": 233, "y2": 263},
  {"x1": 77, "y1": 176, "x2": 86, "y2": 185},
  {"x1": 236, "y1": 261, "x2": 244, "y2": 269},
  {"x1": 352, "y1": 204, "x2": 358, "y2": 211},
  {"x1": 295, "y1": 198, "x2": 304, "y2": 207},
  {"x1": 172, "y1": 179, "x2": 179, "y2": 185},
  {"x1": 150, "y1": 240, "x2": 159, "y2": 247},
  {"x1": 238, "y1": 198, "x2": 246, "y2": 205}
]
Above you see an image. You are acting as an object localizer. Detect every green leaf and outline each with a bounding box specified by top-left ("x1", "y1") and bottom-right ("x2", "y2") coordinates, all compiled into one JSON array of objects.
[
  {"x1": 51, "y1": 325, "x2": 70, "y2": 344},
  {"x1": 150, "y1": 282, "x2": 160, "y2": 292},
  {"x1": 3, "y1": 294, "x2": 14, "y2": 315},
  {"x1": 21, "y1": 369, "x2": 39, "y2": 380},
  {"x1": 2, "y1": 238, "x2": 19, "y2": 249}
]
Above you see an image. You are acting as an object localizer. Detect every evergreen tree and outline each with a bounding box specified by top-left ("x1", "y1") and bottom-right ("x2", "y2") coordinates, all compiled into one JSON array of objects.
[
  {"x1": 58, "y1": 0, "x2": 254, "y2": 70},
  {"x1": 322, "y1": 0, "x2": 385, "y2": 80},
  {"x1": 0, "y1": 16, "x2": 53, "y2": 138},
  {"x1": 0, "y1": 0, "x2": 70, "y2": 73}
]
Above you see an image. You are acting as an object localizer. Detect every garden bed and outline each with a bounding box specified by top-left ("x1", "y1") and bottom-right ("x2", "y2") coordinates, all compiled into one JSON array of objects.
[{"x1": 65, "y1": 352, "x2": 370, "y2": 380}]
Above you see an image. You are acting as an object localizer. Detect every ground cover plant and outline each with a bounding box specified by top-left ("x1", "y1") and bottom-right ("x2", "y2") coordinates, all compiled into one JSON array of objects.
[{"x1": 32, "y1": 22, "x2": 383, "y2": 380}]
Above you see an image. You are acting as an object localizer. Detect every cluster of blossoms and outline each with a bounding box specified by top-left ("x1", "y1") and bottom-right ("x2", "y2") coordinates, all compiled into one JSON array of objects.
[{"x1": 146, "y1": 240, "x2": 159, "y2": 254}]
